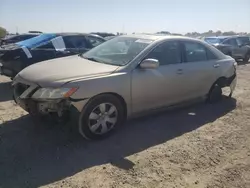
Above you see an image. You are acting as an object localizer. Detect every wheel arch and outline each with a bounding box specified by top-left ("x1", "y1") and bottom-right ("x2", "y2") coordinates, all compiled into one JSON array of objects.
[
  {"x1": 209, "y1": 77, "x2": 227, "y2": 94},
  {"x1": 88, "y1": 92, "x2": 128, "y2": 118}
]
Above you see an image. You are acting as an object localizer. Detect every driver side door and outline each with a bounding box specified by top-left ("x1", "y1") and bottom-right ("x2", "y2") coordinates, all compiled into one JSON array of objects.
[{"x1": 131, "y1": 40, "x2": 185, "y2": 114}]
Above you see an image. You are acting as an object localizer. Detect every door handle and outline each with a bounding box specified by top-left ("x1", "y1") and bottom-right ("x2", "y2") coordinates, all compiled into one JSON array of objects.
[
  {"x1": 176, "y1": 69, "x2": 183, "y2": 74},
  {"x1": 213, "y1": 64, "x2": 220, "y2": 68}
]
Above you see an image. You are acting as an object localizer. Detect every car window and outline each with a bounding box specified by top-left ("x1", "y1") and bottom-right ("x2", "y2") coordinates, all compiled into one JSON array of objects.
[
  {"x1": 63, "y1": 36, "x2": 88, "y2": 49},
  {"x1": 236, "y1": 37, "x2": 250, "y2": 46},
  {"x1": 82, "y1": 37, "x2": 153, "y2": 66},
  {"x1": 206, "y1": 49, "x2": 218, "y2": 60},
  {"x1": 36, "y1": 41, "x2": 54, "y2": 49},
  {"x1": 223, "y1": 38, "x2": 238, "y2": 46},
  {"x1": 183, "y1": 42, "x2": 208, "y2": 62},
  {"x1": 204, "y1": 38, "x2": 225, "y2": 44},
  {"x1": 87, "y1": 36, "x2": 104, "y2": 47},
  {"x1": 145, "y1": 41, "x2": 181, "y2": 65},
  {"x1": 19, "y1": 35, "x2": 36, "y2": 41}
]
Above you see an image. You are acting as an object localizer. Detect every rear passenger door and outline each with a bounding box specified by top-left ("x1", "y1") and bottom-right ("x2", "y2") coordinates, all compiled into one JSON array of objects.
[{"x1": 180, "y1": 41, "x2": 221, "y2": 99}]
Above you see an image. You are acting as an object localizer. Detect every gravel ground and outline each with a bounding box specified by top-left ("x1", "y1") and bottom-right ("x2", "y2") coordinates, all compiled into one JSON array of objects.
[{"x1": 0, "y1": 63, "x2": 250, "y2": 188}]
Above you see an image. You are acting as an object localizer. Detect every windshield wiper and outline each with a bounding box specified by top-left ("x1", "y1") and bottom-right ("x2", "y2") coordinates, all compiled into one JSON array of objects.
[{"x1": 81, "y1": 56, "x2": 100, "y2": 63}]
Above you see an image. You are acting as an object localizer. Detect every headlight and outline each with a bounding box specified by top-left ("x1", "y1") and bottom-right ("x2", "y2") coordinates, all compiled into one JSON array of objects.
[{"x1": 32, "y1": 87, "x2": 78, "y2": 99}]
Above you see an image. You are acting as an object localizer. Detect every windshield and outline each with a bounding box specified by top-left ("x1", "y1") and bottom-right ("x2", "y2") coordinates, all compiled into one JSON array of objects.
[
  {"x1": 204, "y1": 37, "x2": 225, "y2": 44},
  {"x1": 82, "y1": 37, "x2": 153, "y2": 66},
  {"x1": 16, "y1": 33, "x2": 56, "y2": 48}
]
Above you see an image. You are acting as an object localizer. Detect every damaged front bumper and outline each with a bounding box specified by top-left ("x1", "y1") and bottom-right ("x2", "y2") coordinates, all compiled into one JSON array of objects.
[{"x1": 13, "y1": 81, "x2": 81, "y2": 120}]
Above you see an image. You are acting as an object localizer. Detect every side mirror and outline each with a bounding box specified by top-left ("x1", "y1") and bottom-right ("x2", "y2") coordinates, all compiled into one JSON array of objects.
[{"x1": 140, "y1": 58, "x2": 159, "y2": 69}]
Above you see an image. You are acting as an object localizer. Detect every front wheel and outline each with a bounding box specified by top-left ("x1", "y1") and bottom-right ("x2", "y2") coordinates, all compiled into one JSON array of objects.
[{"x1": 78, "y1": 94, "x2": 125, "y2": 140}]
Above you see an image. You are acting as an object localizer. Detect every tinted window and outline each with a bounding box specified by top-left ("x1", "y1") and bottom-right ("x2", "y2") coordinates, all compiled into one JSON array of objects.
[
  {"x1": 146, "y1": 41, "x2": 181, "y2": 65},
  {"x1": 184, "y1": 42, "x2": 208, "y2": 62},
  {"x1": 236, "y1": 37, "x2": 250, "y2": 46},
  {"x1": 223, "y1": 38, "x2": 238, "y2": 46},
  {"x1": 36, "y1": 41, "x2": 54, "y2": 49},
  {"x1": 87, "y1": 36, "x2": 104, "y2": 47},
  {"x1": 64, "y1": 36, "x2": 87, "y2": 48}
]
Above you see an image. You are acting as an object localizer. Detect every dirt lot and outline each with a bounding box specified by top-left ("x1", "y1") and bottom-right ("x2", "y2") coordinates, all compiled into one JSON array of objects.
[{"x1": 0, "y1": 63, "x2": 250, "y2": 188}]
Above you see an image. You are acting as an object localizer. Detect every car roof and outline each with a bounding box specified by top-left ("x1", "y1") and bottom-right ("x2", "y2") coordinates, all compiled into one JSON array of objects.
[
  {"x1": 118, "y1": 34, "x2": 199, "y2": 42},
  {"x1": 54, "y1": 32, "x2": 101, "y2": 37},
  {"x1": 205, "y1": 36, "x2": 230, "y2": 39},
  {"x1": 206, "y1": 35, "x2": 250, "y2": 39}
]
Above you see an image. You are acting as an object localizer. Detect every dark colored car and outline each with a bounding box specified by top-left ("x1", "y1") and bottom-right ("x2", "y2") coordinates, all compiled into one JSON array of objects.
[
  {"x1": 0, "y1": 34, "x2": 39, "y2": 45},
  {"x1": 204, "y1": 36, "x2": 250, "y2": 62},
  {"x1": 0, "y1": 33, "x2": 105, "y2": 78},
  {"x1": 90, "y1": 32, "x2": 116, "y2": 38}
]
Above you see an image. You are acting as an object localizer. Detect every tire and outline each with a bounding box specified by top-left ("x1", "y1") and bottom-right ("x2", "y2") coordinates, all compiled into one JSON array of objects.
[
  {"x1": 207, "y1": 84, "x2": 222, "y2": 103},
  {"x1": 78, "y1": 94, "x2": 125, "y2": 140},
  {"x1": 243, "y1": 53, "x2": 250, "y2": 63}
]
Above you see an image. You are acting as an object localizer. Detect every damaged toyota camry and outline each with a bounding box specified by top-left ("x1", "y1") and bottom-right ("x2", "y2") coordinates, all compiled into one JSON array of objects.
[{"x1": 13, "y1": 34, "x2": 237, "y2": 140}]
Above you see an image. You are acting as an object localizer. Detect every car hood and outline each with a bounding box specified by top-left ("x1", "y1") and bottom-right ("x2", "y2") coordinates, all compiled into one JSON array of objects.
[{"x1": 17, "y1": 55, "x2": 119, "y2": 87}]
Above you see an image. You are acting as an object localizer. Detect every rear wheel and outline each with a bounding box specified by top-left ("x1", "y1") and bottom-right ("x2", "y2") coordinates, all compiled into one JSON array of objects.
[
  {"x1": 207, "y1": 84, "x2": 222, "y2": 103},
  {"x1": 243, "y1": 53, "x2": 250, "y2": 63},
  {"x1": 78, "y1": 94, "x2": 125, "y2": 140}
]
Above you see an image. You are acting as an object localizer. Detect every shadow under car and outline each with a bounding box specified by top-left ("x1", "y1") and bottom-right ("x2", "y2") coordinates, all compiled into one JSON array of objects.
[{"x1": 0, "y1": 97, "x2": 236, "y2": 188}]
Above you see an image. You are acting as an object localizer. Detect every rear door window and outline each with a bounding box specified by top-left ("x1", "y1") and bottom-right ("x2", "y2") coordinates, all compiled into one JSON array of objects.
[{"x1": 183, "y1": 41, "x2": 217, "y2": 62}]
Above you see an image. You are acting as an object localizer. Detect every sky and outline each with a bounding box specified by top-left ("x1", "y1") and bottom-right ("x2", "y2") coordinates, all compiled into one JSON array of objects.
[{"x1": 0, "y1": 0, "x2": 250, "y2": 34}]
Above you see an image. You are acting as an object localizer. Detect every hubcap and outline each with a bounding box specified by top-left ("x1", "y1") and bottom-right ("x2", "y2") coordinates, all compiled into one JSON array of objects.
[{"x1": 88, "y1": 103, "x2": 118, "y2": 134}]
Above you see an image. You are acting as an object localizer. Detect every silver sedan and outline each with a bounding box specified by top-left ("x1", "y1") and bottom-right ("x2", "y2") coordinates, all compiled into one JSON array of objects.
[{"x1": 13, "y1": 34, "x2": 237, "y2": 139}]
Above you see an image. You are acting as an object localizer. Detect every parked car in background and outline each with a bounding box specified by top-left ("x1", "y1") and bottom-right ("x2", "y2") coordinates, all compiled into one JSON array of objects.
[
  {"x1": 204, "y1": 36, "x2": 250, "y2": 62},
  {"x1": 0, "y1": 33, "x2": 105, "y2": 78},
  {"x1": 13, "y1": 35, "x2": 237, "y2": 140},
  {"x1": 90, "y1": 32, "x2": 116, "y2": 38},
  {"x1": 0, "y1": 33, "x2": 39, "y2": 46}
]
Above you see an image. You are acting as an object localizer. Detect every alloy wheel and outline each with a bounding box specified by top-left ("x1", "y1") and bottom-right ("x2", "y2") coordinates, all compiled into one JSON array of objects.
[{"x1": 88, "y1": 103, "x2": 118, "y2": 134}]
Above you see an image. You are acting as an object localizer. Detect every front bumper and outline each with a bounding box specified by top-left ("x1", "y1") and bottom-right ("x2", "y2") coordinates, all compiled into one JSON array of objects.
[{"x1": 13, "y1": 81, "x2": 72, "y2": 116}]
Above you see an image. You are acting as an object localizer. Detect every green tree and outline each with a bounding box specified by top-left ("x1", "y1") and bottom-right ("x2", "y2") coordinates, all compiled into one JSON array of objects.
[{"x1": 0, "y1": 26, "x2": 7, "y2": 38}]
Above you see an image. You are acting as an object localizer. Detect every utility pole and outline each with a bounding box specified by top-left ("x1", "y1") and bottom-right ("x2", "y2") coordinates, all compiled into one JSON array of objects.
[
  {"x1": 16, "y1": 26, "x2": 18, "y2": 34},
  {"x1": 122, "y1": 24, "x2": 124, "y2": 35}
]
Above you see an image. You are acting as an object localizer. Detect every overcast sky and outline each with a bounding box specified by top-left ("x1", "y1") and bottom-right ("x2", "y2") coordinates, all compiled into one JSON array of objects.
[{"x1": 1, "y1": 0, "x2": 250, "y2": 34}]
